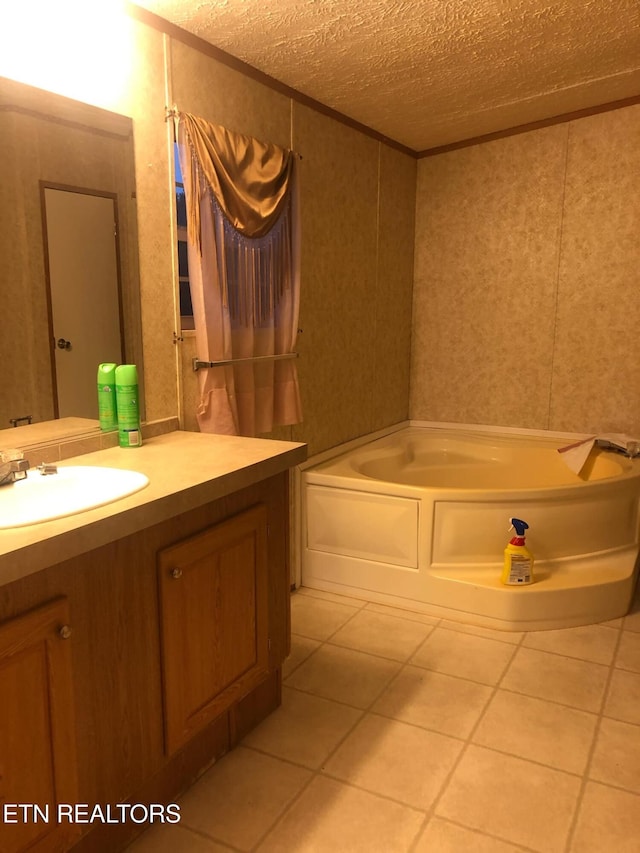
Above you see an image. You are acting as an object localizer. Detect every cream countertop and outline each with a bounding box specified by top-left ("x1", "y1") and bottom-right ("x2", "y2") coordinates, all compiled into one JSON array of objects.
[{"x1": 0, "y1": 430, "x2": 306, "y2": 587}]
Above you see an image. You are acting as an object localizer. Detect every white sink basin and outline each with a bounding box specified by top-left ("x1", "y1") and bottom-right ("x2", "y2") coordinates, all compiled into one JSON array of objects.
[{"x1": 0, "y1": 466, "x2": 149, "y2": 529}]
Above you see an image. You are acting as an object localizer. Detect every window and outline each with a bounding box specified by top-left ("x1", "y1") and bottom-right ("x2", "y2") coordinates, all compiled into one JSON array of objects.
[{"x1": 175, "y1": 144, "x2": 194, "y2": 330}]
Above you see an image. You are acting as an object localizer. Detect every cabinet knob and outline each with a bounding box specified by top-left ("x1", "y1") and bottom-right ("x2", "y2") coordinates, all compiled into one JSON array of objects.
[
  {"x1": 59, "y1": 625, "x2": 72, "y2": 640},
  {"x1": 170, "y1": 568, "x2": 182, "y2": 579}
]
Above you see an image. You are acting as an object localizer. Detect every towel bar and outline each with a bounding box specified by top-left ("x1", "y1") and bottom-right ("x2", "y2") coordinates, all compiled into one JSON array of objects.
[{"x1": 192, "y1": 352, "x2": 298, "y2": 371}]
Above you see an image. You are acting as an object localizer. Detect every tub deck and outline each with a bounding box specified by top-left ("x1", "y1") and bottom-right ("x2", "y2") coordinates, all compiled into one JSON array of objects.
[{"x1": 300, "y1": 425, "x2": 640, "y2": 631}]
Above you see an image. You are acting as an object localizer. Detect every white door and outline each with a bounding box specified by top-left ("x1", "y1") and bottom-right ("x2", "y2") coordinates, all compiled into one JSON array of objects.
[{"x1": 44, "y1": 188, "x2": 123, "y2": 419}]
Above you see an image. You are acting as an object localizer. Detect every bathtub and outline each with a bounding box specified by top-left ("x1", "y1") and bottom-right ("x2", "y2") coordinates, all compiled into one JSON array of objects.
[{"x1": 300, "y1": 424, "x2": 640, "y2": 630}]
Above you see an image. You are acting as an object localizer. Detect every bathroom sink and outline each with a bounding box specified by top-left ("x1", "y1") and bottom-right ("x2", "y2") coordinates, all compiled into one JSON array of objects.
[{"x1": 0, "y1": 466, "x2": 149, "y2": 529}]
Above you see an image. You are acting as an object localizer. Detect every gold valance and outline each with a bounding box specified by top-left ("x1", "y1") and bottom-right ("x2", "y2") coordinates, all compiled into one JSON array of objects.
[{"x1": 177, "y1": 112, "x2": 295, "y2": 242}]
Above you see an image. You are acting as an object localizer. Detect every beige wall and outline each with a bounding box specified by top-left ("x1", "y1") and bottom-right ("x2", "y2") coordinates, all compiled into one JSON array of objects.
[{"x1": 411, "y1": 104, "x2": 640, "y2": 435}]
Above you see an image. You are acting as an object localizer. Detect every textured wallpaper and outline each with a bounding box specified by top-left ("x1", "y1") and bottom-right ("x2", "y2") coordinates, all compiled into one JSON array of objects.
[
  {"x1": 549, "y1": 106, "x2": 640, "y2": 434},
  {"x1": 412, "y1": 104, "x2": 640, "y2": 436}
]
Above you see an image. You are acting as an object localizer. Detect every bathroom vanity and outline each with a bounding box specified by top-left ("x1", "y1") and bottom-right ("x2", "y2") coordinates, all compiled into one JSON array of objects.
[{"x1": 0, "y1": 430, "x2": 306, "y2": 853}]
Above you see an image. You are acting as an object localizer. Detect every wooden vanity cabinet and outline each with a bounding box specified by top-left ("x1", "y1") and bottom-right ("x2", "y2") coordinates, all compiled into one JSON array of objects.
[
  {"x1": 158, "y1": 504, "x2": 270, "y2": 754},
  {"x1": 0, "y1": 471, "x2": 291, "y2": 853},
  {"x1": 0, "y1": 597, "x2": 79, "y2": 853}
]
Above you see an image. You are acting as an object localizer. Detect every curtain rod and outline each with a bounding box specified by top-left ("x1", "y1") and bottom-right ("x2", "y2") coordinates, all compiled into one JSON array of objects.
[
  {"x1": 193, "y1": 352, "x2": 299, "y2": 371},
  {"x1": 165, "y1": 105, "x2": 302, "y2": 158}
]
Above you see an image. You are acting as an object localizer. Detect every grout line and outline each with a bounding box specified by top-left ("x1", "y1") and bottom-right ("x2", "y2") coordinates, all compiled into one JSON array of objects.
[
  {"x1": 317, "y1": 768, "x2": 429, "y2": 814},
  {"x1": 425, "y1": 816, "x2": 540, "y2": 853},
  {"x1": 177, "y1": 822, "x2": 244, "y2": 851},
  {"x1": 562, "y1": 625, "x2": 628, "y2": 853},
  {"x1": 248, "y1": 614, "x2": 405, "y2": 850},
  {"x1": 516, "y1": 640, "x2": 618, "y2": 666},
  {"x1": 494, "y1": 684, "x2": 601, "y2": 716},
  {"x1": 234, "y1": 736, "x2": 321, "y2": 853},
  {"x1": 281, "y1": 642, "x2": 323, "y2": 681},
  {"x1": 259, "y1": 602, "x2": 482, "y2": 849},
  {"x1": 280, "y1": 681, "x2": 375, "y2": 712},
  {"x1": 407, "y1": 630, "x2": 527, "y2": 852}
]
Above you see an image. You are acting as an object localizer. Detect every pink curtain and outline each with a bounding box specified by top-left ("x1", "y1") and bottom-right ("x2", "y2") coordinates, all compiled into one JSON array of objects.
[{"x1": 177, "y1": 114, "x2": 302, "y2": 436}]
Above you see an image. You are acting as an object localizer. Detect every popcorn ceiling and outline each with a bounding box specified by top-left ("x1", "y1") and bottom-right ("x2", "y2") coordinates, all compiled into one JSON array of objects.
[{"x1": 138, "y1": 0, "x2": 640, "y2": 150}]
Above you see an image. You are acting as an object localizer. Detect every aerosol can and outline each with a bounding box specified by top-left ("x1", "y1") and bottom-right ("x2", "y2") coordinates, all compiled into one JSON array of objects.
[{"x1": 501, "y1": 518, "x2": 534, "y2": 585}]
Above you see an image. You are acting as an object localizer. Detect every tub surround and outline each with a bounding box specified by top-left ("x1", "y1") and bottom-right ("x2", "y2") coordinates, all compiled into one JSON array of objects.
[{"x1": 301, "y1": 424, "x2": 640, "y2": 631}]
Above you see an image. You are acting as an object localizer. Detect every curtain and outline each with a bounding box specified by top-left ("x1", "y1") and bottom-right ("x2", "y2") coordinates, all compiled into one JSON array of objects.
[{"x1": 177, "y1": 113, "x2": 302, "y2": 436}]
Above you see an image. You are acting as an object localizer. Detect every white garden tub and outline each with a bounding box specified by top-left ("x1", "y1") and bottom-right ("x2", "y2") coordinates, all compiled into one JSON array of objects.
[{"x1": 300, "y1": 425, "x2": 640, "y2": 630}]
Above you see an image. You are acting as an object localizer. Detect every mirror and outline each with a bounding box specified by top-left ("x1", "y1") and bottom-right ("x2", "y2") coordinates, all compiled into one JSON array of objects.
[{"x1": 0, "y1": 75, "x2": 144, "y2": 437}]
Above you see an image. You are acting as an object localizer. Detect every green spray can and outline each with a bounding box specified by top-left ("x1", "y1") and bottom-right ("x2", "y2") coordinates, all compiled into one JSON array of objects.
[
  {"x1": 115, "y1": 364, "x2": 142, "y2": 448},
  {"x1": 97, "y1": 363, "x2": 118, "y2": 431}
]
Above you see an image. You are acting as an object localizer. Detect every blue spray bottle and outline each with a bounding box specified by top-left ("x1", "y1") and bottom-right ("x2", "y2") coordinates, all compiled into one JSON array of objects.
[{"x1": 501, "y1": 518, "x2": 534, "y2": 585}]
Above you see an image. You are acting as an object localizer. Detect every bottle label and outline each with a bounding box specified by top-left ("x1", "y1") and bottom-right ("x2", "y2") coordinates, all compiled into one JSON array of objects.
[
  {"x1": 507, "y1": 554, "x2": 532, "y2": 584},
  {"x1": 121, "y1": 429, "x2": 141, "y2": 447},
  {"x1": 97, "y1": 384, "x2": 117, "y2": 429},
  {"x1": 116, "y1": 383, "x2": 139, "y2": 429}
]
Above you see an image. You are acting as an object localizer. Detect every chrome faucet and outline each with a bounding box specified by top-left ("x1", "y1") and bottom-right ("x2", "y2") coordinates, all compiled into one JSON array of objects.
[{"x1": 0, "y1": 450, "x2": 30, "y2": 486}]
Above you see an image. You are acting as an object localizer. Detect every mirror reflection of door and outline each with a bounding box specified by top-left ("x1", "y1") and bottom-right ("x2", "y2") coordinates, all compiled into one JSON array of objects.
[{"x1": 42, "y1": 186, "x2": 124, "y2": 420}]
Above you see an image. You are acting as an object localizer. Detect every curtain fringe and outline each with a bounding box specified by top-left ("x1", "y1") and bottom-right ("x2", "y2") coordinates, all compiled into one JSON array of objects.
[{"x1": 212, "y1": 188, "x2": 292, "y2": 327}]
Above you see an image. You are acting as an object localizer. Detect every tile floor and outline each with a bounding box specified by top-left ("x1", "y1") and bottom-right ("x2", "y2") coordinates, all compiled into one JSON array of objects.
[{"x1": 128, "y1": 585, "x2": 640, "y2": 853}]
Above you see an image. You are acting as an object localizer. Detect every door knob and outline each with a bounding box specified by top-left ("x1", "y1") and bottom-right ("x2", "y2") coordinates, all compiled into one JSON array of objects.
[{"x1": 57, "y1": 338, "x2": 72, "y2": 350}]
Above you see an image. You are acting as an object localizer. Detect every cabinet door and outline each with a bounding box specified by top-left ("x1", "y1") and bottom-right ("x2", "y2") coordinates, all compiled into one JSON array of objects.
[
  {"x1": 0, "y1": 597, "x2": 78, "y2": 853},
  {"x1": 158, "y1": 504, "x2": 269, "y2": 755}
]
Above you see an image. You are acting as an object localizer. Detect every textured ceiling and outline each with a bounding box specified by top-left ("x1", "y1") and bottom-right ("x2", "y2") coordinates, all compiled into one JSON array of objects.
[{"x1": 134, "y1": 0, "x2": 640, "y2": 152}]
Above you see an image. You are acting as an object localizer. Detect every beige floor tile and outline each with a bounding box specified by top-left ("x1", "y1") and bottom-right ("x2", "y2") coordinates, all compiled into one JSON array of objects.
[
  {"x1": 285, "y1": 644, "x2": 401, "y2": 708},
  {"x1": 523, "y1": 624, "x2": 619, "y2": 665},
  {"x1": 323, "y1": 713, "x2": 463, "y2": 809},
  {"x1": 290, "y1": 594, "x2": 359, "y2": 641},
  {"x1": 603, "y1": 668, "x2": 640, "y2": 725},
  {"x1": 126, "y1": 825, "x2": 233, "y2": 852},
  {"x1": 436, "y1": 745, "x2": 581, "y2": 853},
  {"x1": 283, "y1": 634, "x2": 321, "y2": 679},
  {"x1": 410, "y1": 627, "x2": 516, "y2": 685},
  {"x1": 178, "y1": 747, "x2": 311, "y2": 850},
  {"x1": 439, "y1": 619, "x2": 524, "y2": 644},
  {"x1": 472, "y1": 689, "x2": 598, "y2": 774},
  {"x1": 570, "y1": 782, "x2": 640, "y2": 852},
  {"x1": 615, "y1": 630, "x2": 640, "y2": 672},
  {"x1": 257, "y1": 775, "x2": 424, "y2": 853},
  {"x1": 241, "y1": 686, "x2": 361, "y2": 769},
  {"x1": 329, "y1": 609, "x2": 434, "y2": 661},
  {"x1": 589, "y1": 717, "x2": 640, "y2": 793},
  {"x1": 501, "y1": 647, "x2": 609, "y2": 712},
  {"x1": 124, "y1": 586, "x2": 640, "y2": 852},
  {"x1": 364, "y1": 601, "x2": 440, "y2": 626},
  {"x1": 372, "y1": 664, "x2": 491, "y2": 738},
  {"x1": 414, "y1": 817, "x2": 529, "y2": 853}
]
